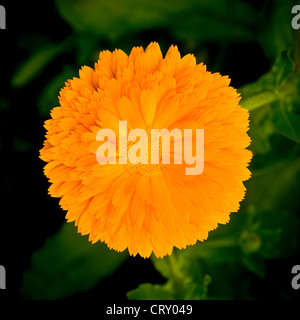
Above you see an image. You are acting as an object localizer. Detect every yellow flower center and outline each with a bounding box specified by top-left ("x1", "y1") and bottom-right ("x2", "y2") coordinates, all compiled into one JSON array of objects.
[{"x1": 126, "y1": 128, "x2": 162, "y2": 176}]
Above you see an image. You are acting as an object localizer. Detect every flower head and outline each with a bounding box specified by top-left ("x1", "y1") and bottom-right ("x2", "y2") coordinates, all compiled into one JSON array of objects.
[{"x1": 40, "y1": 42, "x2": 252, "y2": 258}]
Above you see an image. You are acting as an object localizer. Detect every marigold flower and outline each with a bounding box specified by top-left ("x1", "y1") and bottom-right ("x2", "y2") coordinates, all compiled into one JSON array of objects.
[{"x1": 40, "y1": 42, "x2": 252, "y2": 258}]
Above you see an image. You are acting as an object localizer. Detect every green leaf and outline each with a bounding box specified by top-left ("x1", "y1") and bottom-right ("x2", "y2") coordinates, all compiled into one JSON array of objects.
[
  {"x1": 239, "y1": 48, "x2": 297, "y2": 112},
  {"x1": 20, "y1": 223, "x2": 128, "y2": 299},
  {"x1": 127, "y1": 283, "x2": 174, "y2": 300},
  {"x1": 245, "y1": 158, "x2": 300, "y2": 212},
  {"x1": 271, "y1": 97, "x2": 300, "y2": 143},
  {"x1": 272, "y1": 48, "x2": 295, "y2": 87},
  {"x1": 258, "y1": 0, "x2": 295, "y2": 61},
  {"x1": 55, "y1": 0, "x2": 181, "y2": 40},
  {"x1": 170, "y1": 0, "x2": 257, "y2": 44},
  {"x1": 55, "y1": 0, "x2": 257, "y2": 43},
  {"x1": 239, "y1": 47, "x2": 300, "y2": 143},
  {"x1": 11, "y1": 44, "x2": 65, "y2": 88},
  {"x1": 238, "y1": 66, "x2": 277, "y2": 111},
  {"x1": 182, "y1": 275, "x2": 212, "y2": 300},
  {"x1": 127, "y1": 276, "x2": 211, "y2": 300}
]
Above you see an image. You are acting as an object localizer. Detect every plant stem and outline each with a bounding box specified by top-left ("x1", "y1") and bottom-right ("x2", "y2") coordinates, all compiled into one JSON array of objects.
[
  {"x1": 166, "y1": 252, "x2": 186, "y2": 297},
  {"x1": 166, "y1": 252, "x2": 181, "y2": 281},
  {"x1": 240, "y1": 83, "x2": 297, "y2": 111}
]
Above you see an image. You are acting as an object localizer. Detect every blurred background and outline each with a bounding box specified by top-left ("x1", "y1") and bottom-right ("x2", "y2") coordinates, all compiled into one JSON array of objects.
[{"x1": 1, "y1": 0, "x2": 300, "y2": 300}]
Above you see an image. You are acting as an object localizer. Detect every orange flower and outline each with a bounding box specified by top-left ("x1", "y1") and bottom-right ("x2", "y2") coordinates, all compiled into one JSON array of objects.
[{"x1": 40, "y1": 42, "x2": 252, "y2": 258}]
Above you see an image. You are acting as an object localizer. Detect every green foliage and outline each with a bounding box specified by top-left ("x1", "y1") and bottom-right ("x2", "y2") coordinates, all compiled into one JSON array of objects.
[
  {"x1": 128, "y1": 257, "x2": 212, "y2": 300},
  {"x1": 55, "y1": 0, "x2": 257, "y2": 43},
  {"x1": 271, "y1": 97, "x2": 300, "y2": 142},
  {"x1": 11, "y1": 43, "x2": 66, "y2": 88},
  {"x1": 240, "y1": 48, "x2": 300, "y2": 148},
  {"x1": 245, "y1": 158, "x2": 300, "y2": 212},
  {"x1": 127, "y1": 283, "x2": 175, "y2": 300},
  {"x1": 20, "y1": 223, "x2": 128, "y2": 299},
  {"x1": 258, "y1": 0, "x2": 295, "y2": 62}
]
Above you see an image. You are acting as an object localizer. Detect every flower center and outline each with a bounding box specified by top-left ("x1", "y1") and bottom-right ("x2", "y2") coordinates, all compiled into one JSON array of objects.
[{"x1": 126, "y1": 128, "x2": 162, "y2": 176}]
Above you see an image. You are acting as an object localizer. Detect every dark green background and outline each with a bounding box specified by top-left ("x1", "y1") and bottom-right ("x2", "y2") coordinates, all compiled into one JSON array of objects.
[{"x1": 1, "y1": 0, "x2": 300, "y2": 300}]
